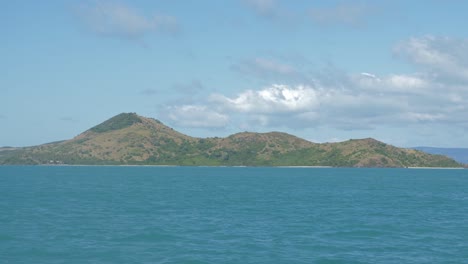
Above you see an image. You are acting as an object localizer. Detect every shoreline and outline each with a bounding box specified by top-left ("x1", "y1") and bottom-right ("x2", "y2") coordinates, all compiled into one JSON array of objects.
[
  {"x1": 406, "y1": 166, "x2": 465, "y2": 170},
  {"x1": 0, "y1": 164, "x2": 464, "y2": 169}
]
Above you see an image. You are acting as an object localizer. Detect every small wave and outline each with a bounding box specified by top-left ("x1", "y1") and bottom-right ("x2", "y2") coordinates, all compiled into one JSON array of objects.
[{"x1": 114, "y1": 232, "x2": 178, "y2": 243}]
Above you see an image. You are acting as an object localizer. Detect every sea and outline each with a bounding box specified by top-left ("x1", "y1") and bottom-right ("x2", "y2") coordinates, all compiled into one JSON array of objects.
[{"x1": 1, "y1": 166, "x2": 467, "y2": 264}]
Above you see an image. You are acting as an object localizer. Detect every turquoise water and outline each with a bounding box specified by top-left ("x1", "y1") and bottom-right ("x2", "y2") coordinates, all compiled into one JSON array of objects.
[{"x1": 1, "y1": 166, "x2": 468, "y2": 263}]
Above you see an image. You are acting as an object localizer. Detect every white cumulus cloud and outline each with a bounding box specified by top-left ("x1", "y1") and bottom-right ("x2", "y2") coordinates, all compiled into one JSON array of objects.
[
  {"x1": 165, "y1": 74, "x2": 468, "y2": 132},
  {"x1": 211, "y1": 84, "x2": 319, "y2": 114}
]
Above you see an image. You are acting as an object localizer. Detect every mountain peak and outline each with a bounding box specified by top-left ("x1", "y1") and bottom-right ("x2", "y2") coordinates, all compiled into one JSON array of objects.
[{"x1": 88, "y1": 113, "x2": 143, "y2": 133}]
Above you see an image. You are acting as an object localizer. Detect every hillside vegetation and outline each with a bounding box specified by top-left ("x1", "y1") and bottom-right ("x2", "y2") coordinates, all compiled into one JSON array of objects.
[
  {"x1": 413, "y1": 147, "x2": 468, "y2": 164},
  {"x1": 0, "y1": 113, "x2": 461, "y2": 167}
]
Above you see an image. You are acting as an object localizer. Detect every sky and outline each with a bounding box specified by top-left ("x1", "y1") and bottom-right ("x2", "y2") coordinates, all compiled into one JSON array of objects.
[{"x1": 2, "y1": 0, "x2": 468, "y2": 148}]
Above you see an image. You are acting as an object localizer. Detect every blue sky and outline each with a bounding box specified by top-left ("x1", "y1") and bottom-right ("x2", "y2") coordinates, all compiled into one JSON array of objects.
[{"x1": 2, "y1": 0, "x2": 468, "y2": 147}]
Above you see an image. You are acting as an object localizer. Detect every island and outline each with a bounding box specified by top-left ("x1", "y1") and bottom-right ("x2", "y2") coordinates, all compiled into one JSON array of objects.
[{"x1": 0, "y1": 113, "x2": 462, "y2": 168}]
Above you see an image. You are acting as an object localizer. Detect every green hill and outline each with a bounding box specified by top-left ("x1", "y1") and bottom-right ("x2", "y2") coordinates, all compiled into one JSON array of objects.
[{"x1": 0, "y1": 113, "x2": 461, "y2": 167}]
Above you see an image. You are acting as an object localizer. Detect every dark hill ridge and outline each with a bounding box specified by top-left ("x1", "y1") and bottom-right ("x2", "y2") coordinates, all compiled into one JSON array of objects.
[
  {"x1": 89, "y1": 112, "x2": 143, "y2": 133},
  {"x1": 0, "y1": 113, "x2": 461, "y2": 167}
]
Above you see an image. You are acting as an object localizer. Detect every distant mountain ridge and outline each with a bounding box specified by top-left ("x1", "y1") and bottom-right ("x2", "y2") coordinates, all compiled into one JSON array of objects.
[{"x1": 0, "y1": 113, "x2": 461, "y2": 167}]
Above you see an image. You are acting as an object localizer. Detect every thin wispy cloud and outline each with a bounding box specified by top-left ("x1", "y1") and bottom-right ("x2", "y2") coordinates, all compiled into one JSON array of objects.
[
  {"x1": 355, "y1": 72, "x2": 428, "y2": 94},
  {"x1": 395, "y1": 36, "x2": 468, "y2": 82},
  {"x1": 166, "y1": 105, "x2": 229, "y2": 128},
  {"x1": 76, "y1": 1, "x2": 179, "y2": 41},
  {"x1": 172, "y1": 79, "x2": 205, "y2": 94},
  {"x1": 140, "y1": 80, "x2": 204, "y2": 96},
  {"x1": 242, "y1": 0, "x2": 295, "y2": 24},
  {"x1": 243, "y1": 0, "x2": 374, "y2": 27},
  {"x1": 60, "y1": 116, "x2": 78, "y2": 122},
  {"x1": 244, "y1": 0, "x2": 277, "y2": 16},
  {"x1": 231, "y1": 57, "x2": 308, "y2": 82},
  {"x1": 140, "y1": 89, "x2": 159, "y2": 96},
  {"x1": 308, "y1": 2, "x2": 373, "y2": 27}
]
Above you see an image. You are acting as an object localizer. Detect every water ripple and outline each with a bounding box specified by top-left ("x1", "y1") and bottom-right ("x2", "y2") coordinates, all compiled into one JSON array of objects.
[{"x1": 1, "y1": 166, "x2": 468, "y2": 263}]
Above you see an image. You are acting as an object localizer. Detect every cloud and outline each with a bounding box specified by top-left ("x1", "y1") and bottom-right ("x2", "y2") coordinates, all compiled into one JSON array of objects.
[
  {"x1": 166, "y1": 64, "x2": 468, "y2": 130},
  {"x1": 355, "y1": 72, "x2": 428, "y2": 94},
  {"x1": 76, "y1": 1, "x2": 179, "y2": 40},
  {"x1": 166, "y1": 105, "x2": 229, "y2": 128},
  {"x1": 164, "y1": 35, "x2": 468, "y2": 134},
  {"x1": 308, "y1": 2, "x2": 372, "y2": 26},
  {"x1": 231, "y1": 57, "x2": 307, "y2": 82},
  {"x1": 140, "y1": 80, "x2": 204, "y2": 96},
  {"x1": 210, "y1": 84, "x2": 319, "y2": 114},
  {"x1": 242, "y1": 0, "x2": 294, "y2": 23},
  {"x1": 243, "y1": 1, "x2": 376, "y2": 28},
  {"x1": 252, "y1": 58, "x2": 295, "y2": 75},
  {"x1": 60, "y1": 116, "x2": 78, "y2": 122},
  {"x1": 395, "y1": 36, "x2": 468, "y2": 82},
  {"x1": 387, "y1": 75, "x2": 426, "y2": 89},
  {"x1": 404, "y1": 112, "x2": 445, "y2": 123},
  {"x1": 244, "y1": 0, "x2": 277, "y2": 16},
  {"x1": 172, "y1": 79, "x2": 205, "y2": 93},
  {"x1": 140, "y1": 89, "x2": 159, "y2": 95}
]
